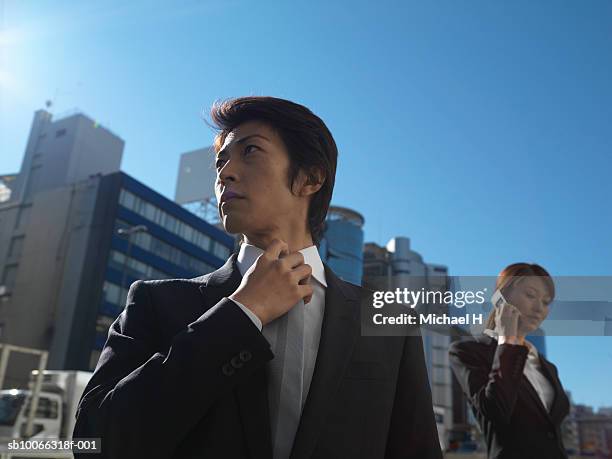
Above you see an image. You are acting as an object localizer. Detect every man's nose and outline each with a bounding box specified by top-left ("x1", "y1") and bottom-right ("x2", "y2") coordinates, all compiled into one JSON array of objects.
[{"x1": 218, "y1": 160, "x2": 237, "y2": 183}]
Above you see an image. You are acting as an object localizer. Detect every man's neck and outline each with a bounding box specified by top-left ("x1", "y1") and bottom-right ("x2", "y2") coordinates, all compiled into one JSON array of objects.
[{"x1": 243, "y1": 232, "x2": 314, "y2": 253}]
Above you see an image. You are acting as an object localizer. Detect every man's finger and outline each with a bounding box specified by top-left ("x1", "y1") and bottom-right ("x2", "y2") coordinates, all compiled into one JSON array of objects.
[
  {"x1": 294, "y1": 264, "x2": 312, "y2": 286},
  {"x1": 298, "y1": 284, "x2": 314, "y2": 303},
  {"x1": 265, "y1": 239, "x2": 289, "y2": 260},
  {"x1": 283, "y1": 252, "x2": 304, "y2": 269},
  {"x1": 299, "y1": 274, "x2": 312, "y2": 304}
]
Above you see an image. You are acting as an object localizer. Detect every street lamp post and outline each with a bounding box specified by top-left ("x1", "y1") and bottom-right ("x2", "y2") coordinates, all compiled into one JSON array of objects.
[{"x1": 117, "y1": 224, "x2": 148, "y2": 303}]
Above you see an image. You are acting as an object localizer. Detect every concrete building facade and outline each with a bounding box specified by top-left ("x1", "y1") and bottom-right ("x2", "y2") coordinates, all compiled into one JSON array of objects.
[{"x1": 0, "y1": 110, "x2": 234, "y2": 388}]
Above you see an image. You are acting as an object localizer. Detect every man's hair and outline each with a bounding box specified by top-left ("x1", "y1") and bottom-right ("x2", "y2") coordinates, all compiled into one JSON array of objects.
[{"x1": 209, "y1": 96, "x2": 338, "y2": 246}]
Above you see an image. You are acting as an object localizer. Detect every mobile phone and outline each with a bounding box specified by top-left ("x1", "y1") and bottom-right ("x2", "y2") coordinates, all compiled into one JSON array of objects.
[{"x1": 491, "y1": 289, "x2": 509, "y2": 310}]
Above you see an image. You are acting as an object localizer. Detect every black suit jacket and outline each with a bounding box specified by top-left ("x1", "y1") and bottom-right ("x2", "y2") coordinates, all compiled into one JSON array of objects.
[
  {"x1": 449, "y1": 334, "x2": 570, "y2": 459},
  {"x1": 73, "y1": 253, "x2": 442, "y2": 459}
]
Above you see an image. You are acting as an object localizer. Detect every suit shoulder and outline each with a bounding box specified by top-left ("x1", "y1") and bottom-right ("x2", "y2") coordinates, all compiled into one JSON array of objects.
[
  {"x1": 541, "y1": 355, "x2": 561, "y2": 374},
  {"x1": 337, "y1": 278, "x2": 374, "y2": 301},
  {"x1": 129, "y1": 274, "x2": 213, "y2": 306},
  {"x1": 136, "y1": 272, "x2": 212, "y2": 290}
]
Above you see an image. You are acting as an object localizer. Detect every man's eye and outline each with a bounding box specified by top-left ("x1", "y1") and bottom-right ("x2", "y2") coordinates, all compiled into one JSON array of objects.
[{"x1": 244, "y1": 145, "x2": 259, "y2": 155}]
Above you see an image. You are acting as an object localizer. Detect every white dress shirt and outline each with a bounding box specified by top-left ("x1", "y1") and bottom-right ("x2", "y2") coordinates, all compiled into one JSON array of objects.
[
  {"x1": 227, "y1": 242, "x2": 327, "y2": 459},
  {"x1": 483, "y1": 328, "x2": 555, "y2": 413}
]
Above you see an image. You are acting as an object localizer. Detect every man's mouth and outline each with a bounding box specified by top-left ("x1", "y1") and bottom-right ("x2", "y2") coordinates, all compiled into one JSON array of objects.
[{"x1": 220, "y1": 190, "x2": 245, "y2": 204}]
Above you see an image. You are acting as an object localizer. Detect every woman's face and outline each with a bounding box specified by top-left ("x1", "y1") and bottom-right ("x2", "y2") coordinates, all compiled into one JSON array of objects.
[{"x1": 503, "y1": 276, "x2": 553, "y2": 332}]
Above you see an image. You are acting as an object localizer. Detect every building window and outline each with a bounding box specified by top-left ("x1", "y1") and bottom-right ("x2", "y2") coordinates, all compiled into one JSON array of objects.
[
  {"x1": 182, "y1": 223, "x2": 193, "y2": 242},
  {"x1": 108, "y1": 250, "x2": 171, "y2": 280},
  {"x1": 432, "y1": 348, "x2": 448, "y2": 364},
  {"x1": 212, "y1": 241, "x2": 230, "y2": 260},
  {"x1": 114, "y1": 220, "x2": 216, "y2": 276},
  {"x1": 143, "y1": 201, "x2": 157, "y2": 221},
  {"x1": 163, "y1": 213, "x2": 178, "y2": 233},
  {"x1": 102, "y1": 281, "x2": 121, "y2": 305},
  {"x1": 196, "y1": 232, "x2": 211, "y2": 251},
  {"x1": 119, "y1": 189, "x2": 135, "y2": 210},
  {"x1": 102, "y1": 280, "x2": 129, "y2": 306},
  {"x1": 118, "y1": 189, "x2": 223, "y2": 257},
  {"x1": 432, "y1": 366, "x2": 450, "y2": 385},
  {"x1": 55, "y1": 129, "x2": 66, "y2": 137}
]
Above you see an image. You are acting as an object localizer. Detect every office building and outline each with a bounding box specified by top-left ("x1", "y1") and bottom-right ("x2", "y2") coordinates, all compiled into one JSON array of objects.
[
  {"x1": 362, "y1": 236, "x2": 452, "y2": 447},
  {"x1": 0, "y1": 110, "x2": 234, "y2": 388}
]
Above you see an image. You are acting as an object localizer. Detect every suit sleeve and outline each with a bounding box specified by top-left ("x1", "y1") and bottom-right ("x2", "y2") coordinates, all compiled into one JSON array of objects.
[
  {"x1": 72, "y1": 280, "x2": 274, "y2": 459},
  {"x1": 229, "y1": 298, "x2": 263, "y2": 330},
  {"x1": 385, "y1": 329, "x2": 443, "y2": 459},
  {"x1": 448, "y1": 340, "x2": 528, "y2": 426}
]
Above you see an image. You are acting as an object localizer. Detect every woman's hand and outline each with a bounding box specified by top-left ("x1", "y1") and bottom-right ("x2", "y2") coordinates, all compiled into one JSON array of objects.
[{"x1": 494, "y1": 301, "x2": 526, "y2": 345}]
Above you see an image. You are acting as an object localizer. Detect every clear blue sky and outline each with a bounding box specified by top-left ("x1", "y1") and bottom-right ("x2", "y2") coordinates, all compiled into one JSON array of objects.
[{"x1": 1, "y1": 1, "x2": 611, "y2": 408}]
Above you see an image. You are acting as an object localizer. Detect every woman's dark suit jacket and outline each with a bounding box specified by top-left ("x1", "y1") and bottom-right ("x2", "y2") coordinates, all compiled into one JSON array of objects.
[{"x1": 449, "y1": 334, "x2": 570, "y2": 459}]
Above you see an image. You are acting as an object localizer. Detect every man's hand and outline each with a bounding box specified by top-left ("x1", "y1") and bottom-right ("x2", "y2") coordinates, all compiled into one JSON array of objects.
[{"x1": 229, "y1": 239, "x2": 313, "y2": 326}]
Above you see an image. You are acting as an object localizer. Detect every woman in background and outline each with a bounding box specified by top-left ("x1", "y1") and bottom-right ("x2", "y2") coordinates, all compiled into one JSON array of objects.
[{"x1": 449, "y1": 263, "x2": 570, "y2": 459}]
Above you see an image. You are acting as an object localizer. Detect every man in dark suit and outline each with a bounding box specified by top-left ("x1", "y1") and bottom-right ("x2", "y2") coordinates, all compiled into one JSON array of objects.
[{"x1": 73, "y1": 96, "x2": 442, "y2": 459}]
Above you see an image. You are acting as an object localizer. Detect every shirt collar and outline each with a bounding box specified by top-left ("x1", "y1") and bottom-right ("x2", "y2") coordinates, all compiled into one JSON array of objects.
[
  {"x1": 483, "y1": 328, "x2": 539, "y2": 359},
  {"x1": 236, "y1": 242, "x2": 327, "y2": 288}
]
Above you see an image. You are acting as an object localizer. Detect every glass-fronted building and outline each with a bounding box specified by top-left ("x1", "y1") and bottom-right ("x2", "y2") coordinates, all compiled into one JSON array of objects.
[
  {"x1": 88, "y1": 172, "x2": 234, "y2": 368},
  {"x1": 320, "y1": 206, "x2": 364, "y2": 285}
]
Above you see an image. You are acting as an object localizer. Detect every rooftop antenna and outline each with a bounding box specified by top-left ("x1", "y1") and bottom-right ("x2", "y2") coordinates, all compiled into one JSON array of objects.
[{"x1": 45, "y1": 88, "x2": 61, "y2": 114}]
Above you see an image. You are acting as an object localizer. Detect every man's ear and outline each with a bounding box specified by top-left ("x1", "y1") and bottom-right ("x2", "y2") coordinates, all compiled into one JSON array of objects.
[{"x1": 296, "y1": 167, "x2": 325, "y2": 197}]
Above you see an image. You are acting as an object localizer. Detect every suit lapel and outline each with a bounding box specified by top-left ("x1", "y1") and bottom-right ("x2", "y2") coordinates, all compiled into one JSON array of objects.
[
  {"x1": 538, "y1": 355, "x2": 567, "y2": 425},
  {"x1": 197, "y1": 253, "x2": 242, "y2": 309},
  {"x1": 521, "y1": 373, "x2": 554, "y2": 425},
  {"x1": 290, "y1": 263, "x2": 361, "y2": 459},
  {"x1": 197, "y1": 253, "x2": 273, "y2": 459}
]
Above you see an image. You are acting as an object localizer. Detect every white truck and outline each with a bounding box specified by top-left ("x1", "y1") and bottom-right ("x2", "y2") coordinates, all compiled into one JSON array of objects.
[{"x1": 0, "y1": 370, "x2": 92, "y2": 442}]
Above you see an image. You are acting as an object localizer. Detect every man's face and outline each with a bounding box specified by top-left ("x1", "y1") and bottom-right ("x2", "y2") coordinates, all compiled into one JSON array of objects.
[{"x1": 214, "y1": 120, "x2": 306, "y2": 239}]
